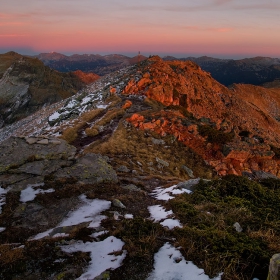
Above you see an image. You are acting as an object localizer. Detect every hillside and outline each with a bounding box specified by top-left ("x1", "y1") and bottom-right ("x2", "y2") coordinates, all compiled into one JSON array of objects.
[
  {"x1": 0, "y1": 56, "x2": 280, "y2": 280},
  {"x1": 0, "y1": 52, "x2": 99, "y2": 128}
]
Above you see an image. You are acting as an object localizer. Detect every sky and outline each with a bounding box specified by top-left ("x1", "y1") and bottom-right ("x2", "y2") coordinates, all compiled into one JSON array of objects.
[{"x1": 1, "y1": 0, "x2": 280, "y2": 58}]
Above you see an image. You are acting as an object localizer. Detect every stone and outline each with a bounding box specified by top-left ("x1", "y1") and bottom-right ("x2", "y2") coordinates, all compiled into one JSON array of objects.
[
  {"x1": 0, "y1": 137, "x2": 76, "y2": 174},
  {"x1": 177, "y1": 178, "x2": 202, "y2": 191},
  {"x1": 112, "y1": 199, "x2": 126, "y2": 209},
  {"x1": 25, "y1": 137, "x2": 38, "y2": 144},
  {"x1": 267, "y1": 254, "x2": 280, "y2": 280},
  {"x1": 151, "y1": 138, "x2": 165, "y2": 145},
  {"x1": 117, "y1": 165, "x2": 130, "y2": 173},
  {"x1": 54, "y1": 153, "x2": 118, "y2": 184},
  {"x1": 181, "y1": 165, "x2": 195, "y2": 178},
  {"x1": 37, "y1": 139, "x2": 49, "y2": 145},
  {"x1": 233, "y1": 222, "x2": 243, "y2": 233},
  {"x1": 155, "y1": 157, "x2": 169, "y2": 167}
]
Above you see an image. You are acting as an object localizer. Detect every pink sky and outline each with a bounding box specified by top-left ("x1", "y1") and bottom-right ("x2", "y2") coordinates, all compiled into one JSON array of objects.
[{"x1": 1, "y1": 0, "x2": 280, "y2": 58}]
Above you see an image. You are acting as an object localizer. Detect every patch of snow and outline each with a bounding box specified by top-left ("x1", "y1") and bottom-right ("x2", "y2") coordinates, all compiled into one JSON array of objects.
[
  {"x1": 124, "y1": 214, "x2": 133, "y2": 219},
  {"x1": 152, "y1": 185, "x2": 191, "y2": 201},
  {"x1": 160, "y1": 219, "x2": 182, "y2": 229},
  {"x1": 54, "y1": 259, "x2": 65, "y2": 263},
  {"x1": 148, "y1": 205, "x2": 173, "y2": 222},
  {"x1": 52, "y1": 233, "x2": 69, "y2": 238},
  {"x1": 90, "y1": 230, "x2": 109, "y2": 238},
  {"x1": 61, "y1": 236, "x2": 126, "y2": 280},
  {"x1": 20, "y1": 184, "x2": 54, "y2": 203},
  {"x1": 0, "y1": 227, "x2": 6, "y2": 233},
  {"x1": 0, "y1": 186, "x2": 10, "y2": 214},
  {"x1": 81, "y1": 96, "x2": 92, "y2": 105},
  {"x1": 31, "y1": 195, "x2": 111, "y2": 240},
  {"x1": 147, "y1": 243, "x2": 222, "y2": 280},
  {"x1": 65, "y1": 100, "x2": 78, "y2": 109},
  {"x1": 48, "y1": 111, "x2": 61, "y2": 122},
  {"x1": 96, "y1": 104, "x2": 108, "y2": 109}
]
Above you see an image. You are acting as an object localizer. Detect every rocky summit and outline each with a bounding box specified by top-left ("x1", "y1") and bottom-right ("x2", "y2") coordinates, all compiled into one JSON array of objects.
[{"x1": 0, "y1": 56, "x2": 280, "y2": 280}]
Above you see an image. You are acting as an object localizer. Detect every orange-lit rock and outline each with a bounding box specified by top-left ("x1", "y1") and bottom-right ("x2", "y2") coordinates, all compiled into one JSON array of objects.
[
  {"x1": 124, "y1": 56, "x2": 280, "y2": 177},
  {"x1": 72, "y1": 70, "x2": 99, "y2": 84},
  {"x1": 122, "y1": 100, "x2": 132, "y2": 109}
]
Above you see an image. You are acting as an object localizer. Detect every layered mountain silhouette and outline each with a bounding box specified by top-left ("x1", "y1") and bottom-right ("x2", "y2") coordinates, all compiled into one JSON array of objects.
[
  {"x1": 0, "y1": 54, "x2": 280, "y2": 280},
  {"x1": 164, "y1": 55, "x2": 280, "y2": 86},
  {"x1": 36, "y1": 52, "x2": 147, "y2": 76}
]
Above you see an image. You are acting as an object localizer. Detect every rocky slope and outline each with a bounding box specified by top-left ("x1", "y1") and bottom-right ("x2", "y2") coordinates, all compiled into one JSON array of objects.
[
  {"x1": 37, "y1": 52, "x2": 147, "y2": 76},
  {"x1": 0, "y1": 52, "x2": 99, "y2": 128},
  {"x1": 0, "y1": 56, "x2": 280, "y2": 280}
]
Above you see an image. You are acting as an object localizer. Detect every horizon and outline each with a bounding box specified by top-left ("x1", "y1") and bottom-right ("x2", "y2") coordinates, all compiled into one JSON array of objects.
[
  {"x1": 1, "y1": 0, "x2": 280, "y2": 59},
  {"x1": 0, "y1": 49, "x2": 279, "y2": 60}
]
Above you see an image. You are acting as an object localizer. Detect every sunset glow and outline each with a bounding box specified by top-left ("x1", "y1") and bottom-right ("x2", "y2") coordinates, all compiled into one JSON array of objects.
[{"x1": 1, "y1": 0, "x2": 280, "y2": 58}]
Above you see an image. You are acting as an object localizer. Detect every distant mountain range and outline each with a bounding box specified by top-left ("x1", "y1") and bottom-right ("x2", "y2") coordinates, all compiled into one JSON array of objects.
[
  {"x1": 163, "y1": 55, "x2": 280, "y2": 86},
  {"x1": 36, "y1": 52, "x2": 147, "y2": 76},
  {"x1": 36, "y1": 52, "x2": 280, "y2": 86}
]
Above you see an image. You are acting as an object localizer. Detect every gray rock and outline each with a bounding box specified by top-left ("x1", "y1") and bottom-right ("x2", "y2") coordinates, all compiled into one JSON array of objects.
[
  {"x1": 112, "y1": 199, "x2": 126, "y2": 209},
  {"x1": 177, "y1": 178, "x2": 201, "y2": 191},
  {"x1": 0, "y1": 136, "x2": 76, "y2": 174},
  {"x1": 267, "y1": 254, "x2": 280, "y2": 280},
  {"x1": 37, "y1": 139, "x2": 49, "y2": 145},
  {"x1": 25, "y1": 137, "x2": 38, "y2": 145},
  {"x1": 242, "y1": 170, "x2": 279, "y2": 180},
  {"x1": 117, "y1": 165, "x2": 130, "y2": 173},
  {"x1": 13, "y1": 160, "x2": 72, "y2": 176},
  {"x1": 181, "y1": 165, "x2": 195, "y2": 178},
  {"x1": 151, "y1": 138, "x2": 165, "y2": 145},
  {"x1": 155, "y1": 157, "x2": 169, "y2": 167},
  {"x1": 54, "y1": 153, "x2": 118, "y2": 184},
  {"x1": 233, "y1": 222, "x2": 243, "y2": 233}
]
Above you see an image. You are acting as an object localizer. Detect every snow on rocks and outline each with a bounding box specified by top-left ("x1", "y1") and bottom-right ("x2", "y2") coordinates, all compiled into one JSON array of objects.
[
  {"x1": 147, "y1": 243, "x2": 222, "y2": 280},
  {"x1": 0, "y1": 186, "x2": 10, "y2": 214},
  {"x1": 151, "y1": 184, "x2": 192, "y2": 201},
  {"x1": 31, "y1": 194, "x2": 111, "y2": 240},
  {"x1": 61, "y1": 236, "x2": 126, "y2": 280},
  {"x1": 20, "y1": 183, "x2": 54, "y2": 203},
  {"x1": 0, "y1": 227, "x2": 5, "y2": 233}
]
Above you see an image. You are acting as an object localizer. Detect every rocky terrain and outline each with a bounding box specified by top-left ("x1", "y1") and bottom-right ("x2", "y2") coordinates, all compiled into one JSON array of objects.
[
  {"x1": 163, "y1": 56, "x2": 280, "y2": 86},
  {"x1": 37, "y1": 52, "x2": 147, "y2": 76},
  {"x1": 0, "y1": 52, "x2": 99, "y2": 128},
  {"x1": 0, "y1": 56, "x2": 280, "y2": 279}
]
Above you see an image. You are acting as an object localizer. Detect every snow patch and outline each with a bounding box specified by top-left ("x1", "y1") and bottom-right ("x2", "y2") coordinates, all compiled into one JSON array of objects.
[
  {"x1": 147, "y1": 243, "x2": 222, "y2": 280},
  {"x1": 61, "y1": 236, "x2": 126, "y2": 280},
  {"x1": 152, "y1": 185, "x2": 192, "y2": 201},
  {"x1": 124, "y1": 214, "x2": 133, "y2": 219},
  {"x1": 20, "y1": 183, "x2": 54, "y2": 203},
  {"x1": 148, "y1": 205, "x2": 173, "y2": 222},
  {"x1": 0, "y1": 227, "x2": 6, "y2": 233},
  {"x1": 90, "y1": 230, "x2": 109, "y2": 238},
  {"x1": 160, "y1": 219, "x2": 182, "y2": 229},
  {"x1": 48, "y1": 111, "x2": 61, "y2": 122}
]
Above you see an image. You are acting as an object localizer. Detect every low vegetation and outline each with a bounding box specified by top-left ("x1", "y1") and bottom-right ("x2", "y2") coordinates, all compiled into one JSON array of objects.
[{"x1": 167, "y1": 175, "x2": 280, "y2": 280}]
